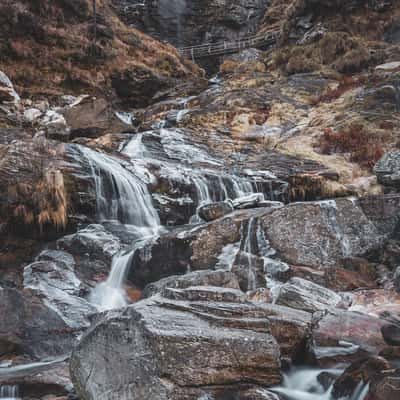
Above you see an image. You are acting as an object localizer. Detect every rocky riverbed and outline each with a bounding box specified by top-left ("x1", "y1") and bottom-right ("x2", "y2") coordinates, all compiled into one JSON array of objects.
[{"x1": 2, "y1": 0, "x2": 400, "y2": 399}]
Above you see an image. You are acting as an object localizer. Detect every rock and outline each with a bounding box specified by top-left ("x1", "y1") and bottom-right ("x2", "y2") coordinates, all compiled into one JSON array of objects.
[
  {"x1": 374, "y1": 152, "x2": 400, "y2": 188},
  {"x1": 257, "y1": 303, "x2": 312, "y2": 361},
  {"x1": 231, "y1": 251, "x2": 267, "y2": 292},
  {"x1": 359, "y1": 195, "x2": 400, "y2": 237},
  {"x1": 309, "y1": 309, "x2": 391, "y2": 367},
  {"x1": 0, "y1": 288, "x2": 74, "y2": 359},
  {"x1": 368, "y1": 369, "x2": 400, "y2": 400},
  {"x1": 276, "y1": 277, "x2": 344, "y2": 313},
  {"x1": 61, "y1": 97, "x2": 132, "y2": 139},
  {"x1": 163, "y1": 285, "x2": 247, "y2": 303},
  {"x1": 23, "y1": 250, "x2": 97, "y2": 329},
  {"x1": 375, "y1": 62, "x2": 400, "y2": 72},
  {"x1": 70, "y1": 293, "x2": 282, "y2": 400},
  {"x1": 57, "y1": 225, "x2": 120, "y2": 285},
  {"x1": 143, "y1": 269, "x2": 241, "y2": 297},
  {"x1": 198, "y1": 201, "x2": 233, "y2": 221},
  {"x1": 41, "y1": 110, "x2": 70, "y2": 140},
  {"x1": 0, "y1": 71, "x2": 20, "y2": 107},
  {"x1": 394, "y1": 267, "x2": 400, "y2": 293},
  {"x1": 23, "y1": 108, "x2": 42, "y2": 123},
  {"x1": 261, "y1": 198, "x2": 384, "y2": 267},
  {"x1": 332, "y1": 356, "x2": 392, "y2": 399},
  {"x1": 232, "y1": 194, "x2": 278, "y2": 209},
  {"x1": 381, "y1": 324, "x2": 400, "y2": 346}
]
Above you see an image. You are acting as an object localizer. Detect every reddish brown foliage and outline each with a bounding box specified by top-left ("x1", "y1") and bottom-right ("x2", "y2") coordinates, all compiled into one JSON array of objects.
[{"x1": 319, "y1": 125, "x2": 385, "y2": 170}]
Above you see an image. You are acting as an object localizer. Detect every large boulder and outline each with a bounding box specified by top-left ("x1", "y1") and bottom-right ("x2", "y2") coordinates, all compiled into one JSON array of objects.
[
  {"x1": 61, "y1": 97, "x2": 133, "y2": 139},
  {"x1": 260, "y1": 198, "x2": 385, "y2": 267},
  {"x1": 23, "y1": 250, "x2": 97, "y2": 329},
  {"x1": 0, "y1": 288, "x2": 75, "y2": 359},
  {"x1": 70, "y1": 291, "x2": 283, "y2": 400}
]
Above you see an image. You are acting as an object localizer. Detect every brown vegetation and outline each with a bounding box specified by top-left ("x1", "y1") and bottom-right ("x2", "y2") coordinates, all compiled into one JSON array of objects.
[
  {"x1": 0, "y1": 0, "x2": 200, "y2": 103},
  {"x1": 318, "y1": 125, "x2": 386, "y2": 170}
]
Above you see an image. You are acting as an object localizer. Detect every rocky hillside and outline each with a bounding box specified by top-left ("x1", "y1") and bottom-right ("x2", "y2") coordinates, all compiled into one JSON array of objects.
[
  {"x1": 0, "y1": 0, "x2": 200, "y2": 105},
  {"x1": 1, "y1": 1, "x2": 400, "y2": 400}
]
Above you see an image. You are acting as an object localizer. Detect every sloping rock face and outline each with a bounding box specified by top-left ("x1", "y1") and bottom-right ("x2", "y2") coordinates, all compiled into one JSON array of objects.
[
  {"x1": 117, "y1": 0, "x2": 270, "y2": 47},
  {"x1": 130, "y1": 197, "x2": 391, "y2": 287},
  {"x1": 70, "y1": 292, "x2": 285, "y2": 400}
]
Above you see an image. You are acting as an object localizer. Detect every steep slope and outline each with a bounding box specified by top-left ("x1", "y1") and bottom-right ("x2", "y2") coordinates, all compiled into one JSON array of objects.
[{"x1": 0, "y1": 0, "x2": 200, "y2": 106}]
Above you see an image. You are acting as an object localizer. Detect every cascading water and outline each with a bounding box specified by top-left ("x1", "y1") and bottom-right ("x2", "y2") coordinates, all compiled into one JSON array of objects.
[
  {"x1": 0, "y1": 385, "x2": 20, "y2": 400},
  {"x1": 70, "y1": 145, "x2": 161, "y2": 310},
  {"x1": 123, "y1": 128, "x2": 275, "y2": 223},
  {"x1": 270, "y1": 368, "x2": 369, "y2": 400},
  {"x1": 75, "y1": 145, "x2": 159, "y2": 226}
]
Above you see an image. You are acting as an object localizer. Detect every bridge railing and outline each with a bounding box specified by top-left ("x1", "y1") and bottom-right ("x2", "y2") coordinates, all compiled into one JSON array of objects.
[{"x1": 178, "y1": 31, "x2": 279, "y2": 60}]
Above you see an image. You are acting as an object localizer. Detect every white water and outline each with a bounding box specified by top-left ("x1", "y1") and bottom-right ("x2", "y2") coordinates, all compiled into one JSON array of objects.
[
  {"x1": 0, "y1": 385, "x2": 20, "y2": 400},
  {"x1": 72, "y1": 145, "x2": 161, "y2": 310},
  {"x1": 76, "y1": 145, "x2": 160, "y2": 226},
  {"x1": 271, "y1": 368, "x2": 369, "y2": 400}
]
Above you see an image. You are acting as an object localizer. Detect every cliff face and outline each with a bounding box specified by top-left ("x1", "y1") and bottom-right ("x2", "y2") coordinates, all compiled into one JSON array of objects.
[
  {"x1": 116, "y1": 0, "x2": 271, "y2": 47},
  {"x1": 0, "y1": 0, "x2": 200, "y2": 105}
]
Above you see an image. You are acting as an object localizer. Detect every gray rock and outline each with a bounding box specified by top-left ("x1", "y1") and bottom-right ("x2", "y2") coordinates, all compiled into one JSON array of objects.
[
  {"x1": 143, "y1": 269, "x2": 241, "y2": 297},
  {"x1": 276, "y1": 277, "x2": 344, "y2": 313},
  {"x1": 374, "y1": 152, "x2": 400, "y2": 188},
  {"x1": 0, "y1": 71, "x2": 20, "y2": 107},
  {"x1": 57, "y1": 225, "x2": 120, "y2": 284},
  {"x1": 70, "y1": 294, "x2": 282, "y2": 400},
  {"x1": 24, "y1": 250, "x2": 97, "y2": 329},
  {"x1": 261, "y1": 198, "x2": 384, "y2": 267},
  {"x1": 198, "y1": 201, "x2": 233, "y2": 221}
]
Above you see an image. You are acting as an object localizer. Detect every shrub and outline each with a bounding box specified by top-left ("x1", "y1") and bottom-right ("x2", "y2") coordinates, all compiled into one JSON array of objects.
[{"x1": 319, "y1": 125, "x2": 385, "y2": 170}]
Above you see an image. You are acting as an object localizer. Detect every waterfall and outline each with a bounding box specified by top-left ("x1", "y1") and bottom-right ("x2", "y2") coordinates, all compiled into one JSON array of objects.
[
  {"x1": 158, "y1": 0, "x2": 187, "y2": 47},
  {"x1": 0, "y1": 385, "x2": 20, "y2": 400},
  {"x1": 270, "y1": 368, "x2": 369, "y2": 400},
  {"x1": 70, "y1": 144, "x2": 161, "y2": 311},
  {"x1": 242, "y1": 217, "x2": 257, "y2": 291},
  {"x1": 73, "y1": 145, "x2": 160, "y2": 226}
]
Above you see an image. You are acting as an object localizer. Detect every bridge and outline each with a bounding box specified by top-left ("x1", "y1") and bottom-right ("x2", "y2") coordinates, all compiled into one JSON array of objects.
[{"x1": 178, "y1": 31, "x2": 279, "y2": 61}]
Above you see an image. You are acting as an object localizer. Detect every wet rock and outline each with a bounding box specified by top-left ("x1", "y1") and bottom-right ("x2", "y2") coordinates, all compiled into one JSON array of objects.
[
  {"x1": 61, "y1": 97, "x2": 132, "y2": 139},
  {"x1": 57, "y1": 225, "x2": 120, "y2": 285},
  {"x1": 231, "y1": 251, "x2": 267, "y2": 292},
  {"x1": 359, "y1": 195, "x2": 400, "y2": 238},
  {"x1": 0, "y1": 288, "x2": 74, "y2": 359},
  {"x1": 394, "y1": 267, "x2": 400, "y2": 293},
  {"x1": 23, "y1": 108, "x2": 42, "y2": 123},
  {"x1": 23, "y1": 250, "x2": 97, "y2": 329},
  {"x1": 310, "y1": 309, "x2": 391, "y2": 367},
  {"x1": 276, "y1": 277, "x2": 344, "y2": 313},
  {"x1": 332, "y1": 356, "x2": 391, "y2": 399},
  {"x1": 381, "y1": 324, "x2": 400, "y2": 346},
  {"x1": 0, "y1": 71, "x2": 20, "y2": 107},
  {"x1": 368, "y1": 368, "x2": 400, "y2": 400},
  {"x1": 41, "y1": 110, "x2": 70, "y2": 140},
  {"x1": 163, "y1": 285, "x2": 246, "y2": 303},
  {"x1": 232, "y1": 194, "x2": 281, "y2": 210},
  {"x1": 198, "y1": 201, "x2": 233, "y2": 221},
  {"x1": 257, "y1": 303, "x2": 312, "y2": 361},
  {"x1": 261, "y1": 198, "x2": 384, "y2": 267},
  {"x1": 70, "y1": 294, "x2": 282, "y2": 400},
  {"x1": 374, "y1": 152, "x2": 400, "y2": 188},
  {"x1": 143, "y1": 269, "x2": 241, "y2": 297}
]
